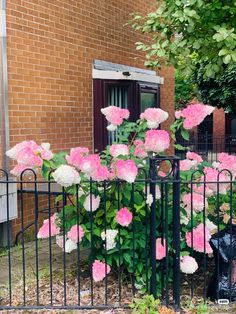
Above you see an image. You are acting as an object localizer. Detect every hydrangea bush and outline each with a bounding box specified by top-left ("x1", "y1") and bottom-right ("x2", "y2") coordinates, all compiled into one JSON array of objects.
[{"x1": 6, "y1": 103, "x2": 236, "y2": 294}]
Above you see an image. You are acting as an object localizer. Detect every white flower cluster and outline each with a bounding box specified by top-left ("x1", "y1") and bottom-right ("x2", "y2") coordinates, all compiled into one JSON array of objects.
[
  {"x1": 53, "y1": 165, "x2": 81, "y2": 187},
  {"x1": 101, "y1": 229, "x2": 118, "y2": 250},
  {"x1": 56, "y1": 235, "x2": 77, "y2": 253}
]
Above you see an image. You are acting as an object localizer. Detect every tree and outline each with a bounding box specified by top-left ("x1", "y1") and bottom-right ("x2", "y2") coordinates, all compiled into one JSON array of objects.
[
  {"x1": 132, "y1": 0, "x2": 236, "y2": 78},
  {"x1": 175, "y1": 69, "x2": 196, "y2": 109},
  {"x1": 193, "y1": 63, "x2": 236, "y2": 112}
]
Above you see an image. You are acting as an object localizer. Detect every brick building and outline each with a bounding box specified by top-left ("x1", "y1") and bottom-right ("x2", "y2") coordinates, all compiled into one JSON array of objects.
[{"x1": 0, "y1": 0, "x2": 175, "y2": 241}]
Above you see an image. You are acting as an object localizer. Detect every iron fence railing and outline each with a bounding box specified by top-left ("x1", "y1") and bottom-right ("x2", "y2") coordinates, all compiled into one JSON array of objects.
[
  {"x1": 176, "y1": 134, "x2": 236, "y2": 163},
  {"x1": 0, "y1": 157, "x2": 235, "y2": 311}
]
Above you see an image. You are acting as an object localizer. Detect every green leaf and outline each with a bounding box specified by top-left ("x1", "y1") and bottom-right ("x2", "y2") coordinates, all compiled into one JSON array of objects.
[{"x1": 181, "y1": 128, "x2": 190, "y2": 141}]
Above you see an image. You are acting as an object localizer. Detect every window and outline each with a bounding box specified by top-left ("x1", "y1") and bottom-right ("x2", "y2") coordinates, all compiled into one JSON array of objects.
[{"x1": 93, "y1": 80, "x2": 160, "y2": 152}]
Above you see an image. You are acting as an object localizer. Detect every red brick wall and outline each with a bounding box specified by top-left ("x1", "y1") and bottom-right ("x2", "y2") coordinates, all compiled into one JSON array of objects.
[{"x1": 5, "y1": 0, "x2": 175, "y2": 236}]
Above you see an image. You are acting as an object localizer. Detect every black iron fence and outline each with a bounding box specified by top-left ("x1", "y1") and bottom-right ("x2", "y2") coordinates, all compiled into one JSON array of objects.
[
  {"x1": 0, "y1": 157, "x2": 236, "y2": 311},
  {"x1": 176, "y1": 134, "x2": 236, "y2": 162}
]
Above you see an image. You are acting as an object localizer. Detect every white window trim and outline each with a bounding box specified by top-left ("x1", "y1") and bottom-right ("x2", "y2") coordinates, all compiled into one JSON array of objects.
[{"x1": 92, "y1": 69, "x2": 164, "y2": 85}]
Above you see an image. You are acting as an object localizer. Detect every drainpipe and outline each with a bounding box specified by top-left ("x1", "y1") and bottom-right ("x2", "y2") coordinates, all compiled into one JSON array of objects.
[
  {"x1": 0, "y1": 0, "x2": 11, "y2": 246},
  {"x1": 0, "y1": 0, "x2": 9, "y2": 169}
]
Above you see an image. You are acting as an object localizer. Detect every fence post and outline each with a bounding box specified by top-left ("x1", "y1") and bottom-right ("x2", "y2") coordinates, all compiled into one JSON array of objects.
[
  {"x1": 173, "y1": 158, "x2": 181, "y2": 308},
  {"x1": 149, "y1": 156, "x2": 157, "y2": 298}
]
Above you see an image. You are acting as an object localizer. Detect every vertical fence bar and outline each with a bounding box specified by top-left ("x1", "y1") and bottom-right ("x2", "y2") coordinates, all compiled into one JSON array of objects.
[
  {"x1": 34, "y1": 173, "x2": 39, "y2": 305},
  {"x1": 172, "y1": 158, "x2": 181, "y2": 308},
  {"x1": 149, "y1": 157, "x2": 157, "y2": 298}
]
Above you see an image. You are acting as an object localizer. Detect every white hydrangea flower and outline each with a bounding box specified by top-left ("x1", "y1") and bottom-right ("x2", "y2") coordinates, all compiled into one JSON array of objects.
[
  {"x1": 146, "y1": 194, "x2": 154, "y2": 206},
  {"x1": 65, "y1": 238, "x2": 77, "y2": 253},
  {"x1": 53, "y1": 165, "x2": 81, "y2": 187},
  {"x1": 101, "y1": 229, "x2": 118, "y2": 250},
  {"x1": 107, "y1": 124, "x2": 117, "y2": 131},
  {"x1": 180, "y1": 256, "x2": 198, "y2": 274},
  {"x1": 84, "y1": 194, "x2": 100, "y2": 212},
  {"x1": 212, "y1": 161, "x2": 220, "y2": 169},
  {"x1": 41, "y1": 142, "x2": 51, "y2": 150},
  {"x1": 56, "y1": 235, "x2": 77, "y2": 253}
]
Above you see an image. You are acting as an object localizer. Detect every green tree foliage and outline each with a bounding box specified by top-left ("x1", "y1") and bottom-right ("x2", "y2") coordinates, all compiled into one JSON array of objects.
[
  {"x1": 193, "y1": 63, "x2": 236, "y2": 112},
  {"x1": 132, "y1": 0, "x2": 236, "y2": 78},
  {"x1": 175, "y1": 69, "x2": 196, "y2": 109}
]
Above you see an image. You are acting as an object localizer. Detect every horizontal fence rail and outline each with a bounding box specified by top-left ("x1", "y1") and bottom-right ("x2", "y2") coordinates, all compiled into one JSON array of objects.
[
  {"x1": 176, "y1": 134, "x2": 236, "y2": 163},
  {"x1": 0, "y1": 161, "x2": 236, "y2": 311}
]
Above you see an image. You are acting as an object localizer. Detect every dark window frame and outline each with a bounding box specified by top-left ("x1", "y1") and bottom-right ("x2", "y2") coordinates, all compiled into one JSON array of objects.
[{"x1": 93, "y1": 79, "x2": 160, "y2": 152}]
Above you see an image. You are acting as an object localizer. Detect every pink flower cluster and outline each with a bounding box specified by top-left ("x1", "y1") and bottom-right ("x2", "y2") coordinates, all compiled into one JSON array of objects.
[
  {"x1": 101, "y1": 106, "x2": 130, "y2": 131},
  {"x1": 37, "y1": 214, "x2": 60, "y2": 239},
  {"x1": 140, "y1": 108, "x2": 169, "y2": 129},
  {"x1": 67, "y1": 148, "x2": 111, "y2": 182},
  {"x1": 113, "y1": 159, "x2": 138, "y2": 183},
  {"x1": 156, "y1": 238, "x2": 166, "y2": 260},
  {"x1": 133, "y1": 140, "x2": 147, "y2": 158},
  {"x1": 185, "y1": 223, "x2": 212, "y2": 254},
  {"x1": 116, "y1": 207, "x2": 133, "y2": 227},
  {"x1": 202, "y1": 167, "x2": 229, "y2": 195},
  {"x1": 67, "y1": 225, "x2": 84, "y2": 243},
  {"x1": 144, "y1": 130, "x2": 170, "y2": 154},
  {"x1": 182, "y1": 192, "x2": 208, "y2": 214},
  {"x1": 186, "y1": 151, "x2": 203, "y2": 163},
  {"x1": 66, "y1": 147, "x2": 89, "y2": 168},
  {"x1": 6, "y1": 141, "x2": 53, "y2": 176},
  {"x1": 175, "y1": 103, "x2": 215, "y2": 130},
  {"x1": 110, "y1": 144, "x2": 129, "y2": 158},
  {"x1": 92, "y1": 260, "x2": 111, "y2": 282},
  {"x1": 180, "y1": 159, "x2": 197, "y2": 171},
  {"x1": 180, "y1": 151, "x2": 203, "y2": 172},
  {"x1": 217, "y1": 152, "x2": 236, "y2": 178}
]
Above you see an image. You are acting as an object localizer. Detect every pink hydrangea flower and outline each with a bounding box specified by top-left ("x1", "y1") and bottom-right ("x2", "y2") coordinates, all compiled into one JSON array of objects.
[
  {"x1": 202, "y1": 167, "x2": 229, "y2": 195},
  {"x1": 140, "y1": 108, "x2": 169, "y2": 129},
  {"x1": 37, "y1": 214, "x2": 60, "y2": 238},
  {"x1": 78, "y1": 154, "x2": 101, "y2": 176},
  {"x1": 186, "y1": 151, "x2": 203, "y2": 163},
  {"x1": 175, "y1": 110, "x2": 183, "y2": 119},
  {"x1": 180, "y1": 159, "x2": 197, "y2": 171},
  {"x1": 185, "y1": 223, "x2": 213, "y2": 254},
  {"x1": 37, "y1": 143, "x2": 53, "y2": 161},
  {"x1": 92, "y1": 165, "x2": 111, "y2": 181},
  {"x1": 101, "y1": 106, "x2": 130, "y2": 131},
  {"x1": 92, "y1": 260, "x2": 111, "y2": 282},
  {"x1": 6, "y1": 140, "x2": 39, "y2": 160},
  {"x1": 217, "y1": 153, "x2": 236, "y2": 177},
  {"x1": 176, "y1": 103, "x2": 215, "y2": 130},
  {"x1": 133, "y1": 140, "x2": 147, "y2": 158},
  {"x1": 66, "y1": 147, "x2": 89, "y2": 168},
  {"x1": 191, "y1": 184, "x2": 214, "y2": 197},
  {"x1": 10, "y1": 164, "x2": 30, "y2": 176},
  {"x1": 180, "y1": 256, "x2": 198, "y2": 274},
  {"x1": 114, "y1": 159, "x2": 138, "y2": 183},
  {"x1": 67, "y1": 225, "x2": 84, "y2": 243},
  {"x1": 156, "y1": 238, "x2": 166, "y2": 260},
  {"x1": 17, "y1": 146, "x2": 43, "y2": 167},
  {"x1": 84, "y1": 194, "x2": 100, "y2": 212},
  {"x1": 182, "y1": 192, "x2": 208, "y2": 213},
  {"x1": 116, "y1": 207, "x2": 133, "y2": 227},
  {"x1": 6, "y1": 140, "x2": 53, "y2": 168},
  {"x1": 110, "y1": 144, "x2": 129, "y2": 158},
  {"x1": 144, "y1": 130, "x2": 170, "y2": 153}
]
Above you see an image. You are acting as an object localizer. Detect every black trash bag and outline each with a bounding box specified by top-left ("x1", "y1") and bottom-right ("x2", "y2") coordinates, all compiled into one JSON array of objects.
[{"x1": 207, "y1": 223, "x2": 236, "y2": 301}]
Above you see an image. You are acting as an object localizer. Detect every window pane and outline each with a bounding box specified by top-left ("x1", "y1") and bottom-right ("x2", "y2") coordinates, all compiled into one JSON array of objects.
[
  {"x1": 107, "y1": 85, "x2": 128, "y2": 144},
  {"x1": 231, "y1": 118, "x2": 236, "y2": 135},
  {"x1": 141, "y1": 92, "x2": 156, "y2": 112},
  {"x1": 107, "y1": 86, "x2": 128, "y2": 108}
]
